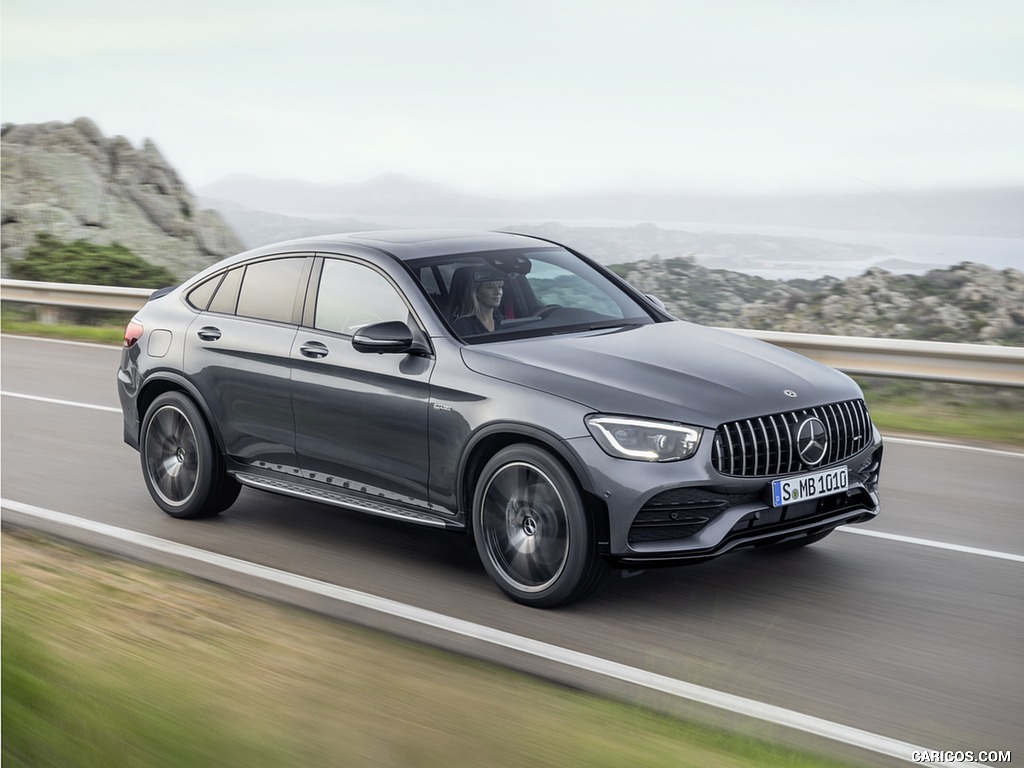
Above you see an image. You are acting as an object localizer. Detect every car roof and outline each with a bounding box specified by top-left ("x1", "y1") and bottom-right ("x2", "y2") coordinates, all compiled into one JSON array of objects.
[{"x1": 240, "y1": 229, "x2": 557, "y2": 263}]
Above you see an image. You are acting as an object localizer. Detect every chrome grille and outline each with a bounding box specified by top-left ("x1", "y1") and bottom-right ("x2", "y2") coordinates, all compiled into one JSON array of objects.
[{"x1": 712, "y1": 399, "x2": 872, "y2": 477}]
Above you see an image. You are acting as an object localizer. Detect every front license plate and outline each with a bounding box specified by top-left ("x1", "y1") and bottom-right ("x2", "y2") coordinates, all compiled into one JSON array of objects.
[{"x1": 771, "y1": 466, "x2": 848, "y2": 508}]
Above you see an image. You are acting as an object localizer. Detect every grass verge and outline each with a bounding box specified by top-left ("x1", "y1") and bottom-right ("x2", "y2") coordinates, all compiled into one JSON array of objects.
[
  {"x1": 1, "y1": 314, "x2": 127, "y2": 345},
  {"x1": 2, "y1": 531, "x2": 855, "y2": 768},
  {"x1": 855, "y1": 378, "x2": 1024, "y2": 447}
]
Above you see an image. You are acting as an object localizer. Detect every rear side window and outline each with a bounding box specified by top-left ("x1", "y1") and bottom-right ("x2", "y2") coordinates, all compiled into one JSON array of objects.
[
  {"x1": 208, "y1": 267, "x2": 244, "y2": 314},
  {"x1": 235, "y1": 259, "x2": 305, "y2": 323},
  {"x1": 185, "y1": 274, "x2": 221, "y2": 310}
]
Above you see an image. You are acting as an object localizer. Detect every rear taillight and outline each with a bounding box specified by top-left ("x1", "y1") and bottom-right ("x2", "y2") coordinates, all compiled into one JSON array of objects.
[{"x1": 124, "y1": 319, "x2": 144, "y2": 348}]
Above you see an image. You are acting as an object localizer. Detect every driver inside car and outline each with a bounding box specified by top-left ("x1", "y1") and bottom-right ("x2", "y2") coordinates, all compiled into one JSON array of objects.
[{"x1": 452, "y1": 269, "x2": 505, "y2": 335}]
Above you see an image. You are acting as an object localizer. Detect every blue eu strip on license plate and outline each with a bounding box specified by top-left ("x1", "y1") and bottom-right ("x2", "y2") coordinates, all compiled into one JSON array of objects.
[{"x1": 772, "y1": 466, "x2": 849, "y2": 508}]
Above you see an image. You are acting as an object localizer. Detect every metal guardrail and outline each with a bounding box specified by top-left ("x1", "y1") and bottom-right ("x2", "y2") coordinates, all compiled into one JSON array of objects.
[
  {"x1": 721, "y1": 329, "x2": 1024, "y2": 388},
  {"x1": 1, "y1": 279, "x2": 152, "y2": 312},
  {"x1": 4, "y1": 278, "x2": 1023, "y2": 387}
]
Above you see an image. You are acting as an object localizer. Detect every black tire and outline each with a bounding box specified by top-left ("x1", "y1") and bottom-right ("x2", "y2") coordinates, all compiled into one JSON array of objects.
[
  {"x1": 140, "y1": 391, "x2": 240, "y2": 519},
  {"x1": 472, "y1": 444, "x2": 609, "y2": 608}
]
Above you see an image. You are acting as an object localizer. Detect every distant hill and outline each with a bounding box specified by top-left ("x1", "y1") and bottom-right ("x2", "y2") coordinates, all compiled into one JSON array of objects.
[
  {"x1": 199, "y1": 197, "x2": 384, "y2": 248},
  {"x1": 197, "y1": 173, "x2": 1024, "y2": 238},
  {"x1": 198, "y1": 173, "x2": 508, "y2": 219},
  {"x1": 199, "y1": 205, "x2": 926, "y2": 280},
  {"x1": 611, "y1": 258, "x2": 1024, "y2": 345},
  {"x1": 505, "y1": 221, "x2": 895, "y2": 273},
  {"x1": 2, "y1": 118, "x2": 244, "y2": 279},
  {"x1": 188, "y1": 196, "x2": 1024, "y2": 345}
]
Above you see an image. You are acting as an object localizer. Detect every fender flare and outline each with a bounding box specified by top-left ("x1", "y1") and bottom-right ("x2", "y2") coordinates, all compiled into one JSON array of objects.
[
  {"x1": 460, "y1": 422, "x2": 595, "y2": 490},
  {"x1": 136, "y1": 371, "x2": 228, "y2": 454}
]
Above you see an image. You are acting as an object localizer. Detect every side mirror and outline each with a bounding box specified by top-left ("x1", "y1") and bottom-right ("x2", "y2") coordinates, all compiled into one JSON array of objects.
[
  {"x1": 644, "y1": 294, "x2": 667, "y2": 312},
  {"x1": 352, "y1": 321, "x2": 429, "y2": 355}
]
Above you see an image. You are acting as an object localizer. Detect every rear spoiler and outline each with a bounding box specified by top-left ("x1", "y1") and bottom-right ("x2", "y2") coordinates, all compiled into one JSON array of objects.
[{"x1": 148, "y1": 285, "x2": 177, "y2": 301}]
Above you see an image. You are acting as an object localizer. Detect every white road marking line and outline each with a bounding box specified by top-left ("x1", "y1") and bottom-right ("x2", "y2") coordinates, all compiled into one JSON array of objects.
[
  {"x1": 3, "y1": 390, "x2": 1020, "y2": 564},
  {"x1": 3, "y1": 353, "x2": 1021, "y2": 462},
  {"x1": 883, "y1": 436, "x2": 1024, "y2": 459},
  {"x1": 0, "y1": 391, "x2": 121, "y2": 413},
  {"x1": 2, "y1": 498, "x2": 983, "y2": 768},
  {"x1": 838, "y1": 527, "x2": 1024, "y2": 562},
  {"x1": 3, "y1": 387, "x2": 1021, "y2": 459},
  {"x1": 5, "y1": 337, "x2": 1023, "y2": 459},
  {"x1": 1, "y1": 333, "x2": 120, "y2": 350}
]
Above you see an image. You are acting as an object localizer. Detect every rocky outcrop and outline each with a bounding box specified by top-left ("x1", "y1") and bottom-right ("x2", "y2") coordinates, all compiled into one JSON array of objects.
[
  {"x1": 1, "y1": 118, "x2": 244, "y2": 279},
  {"x1": 613, "y1": 258, "x2": 1024, "y2": 345}
]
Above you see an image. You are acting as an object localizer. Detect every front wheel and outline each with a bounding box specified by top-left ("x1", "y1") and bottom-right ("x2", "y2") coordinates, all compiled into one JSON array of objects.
[
  {"x1": 140, "y1": 392, "x2": 240, "y2": 519},
  {"x1": 472, "y1": 444, "x2": 608, "y2": 607}
]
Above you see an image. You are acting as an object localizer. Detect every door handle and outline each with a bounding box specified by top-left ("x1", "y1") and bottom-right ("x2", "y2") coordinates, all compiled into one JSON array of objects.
[
  {"x1": 197, "y1": 326, "x2": 221, "y2": 341},
  {"x1": 300, "y1": 341, "x2": 329, "y2": 359}
]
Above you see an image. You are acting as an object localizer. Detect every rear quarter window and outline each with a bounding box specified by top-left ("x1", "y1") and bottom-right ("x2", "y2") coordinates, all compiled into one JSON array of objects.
[
  {"x1": 185, "y1": 274, "x2": 222, "y2": 310},
  {"x1": 207, "y1": 267, "x2": 244, "y2": 314}
]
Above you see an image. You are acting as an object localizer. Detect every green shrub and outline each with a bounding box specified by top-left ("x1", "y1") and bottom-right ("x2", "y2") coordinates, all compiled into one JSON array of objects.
[{"x1": 9, "y1": 233, "x2": 177, "y2": 288}]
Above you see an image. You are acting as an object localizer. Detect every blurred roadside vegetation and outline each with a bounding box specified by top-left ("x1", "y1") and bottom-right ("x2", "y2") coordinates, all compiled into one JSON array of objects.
[
  {"x1": 8, "y1": 233, "x2": 177, "y2": 288},
  {"x1": 3, "y1": 233, "x2": 174, "y2": 329},
  {"x1": 1, "y1": 307, "x2": 130, "y2": 343},
  {"x1": 1, "y1": 306, "x2": 131, "y2": 343},
  {"x1": 854, "y1": 378, "x2": 1024, "y2": 446},
  {"x1": 2, "y1": 531, "x2": 856, "y2": 768}
]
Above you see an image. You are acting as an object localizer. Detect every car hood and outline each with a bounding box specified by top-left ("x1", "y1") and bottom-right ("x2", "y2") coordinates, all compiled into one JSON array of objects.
[{"x1": 461, "y1": 321, "x2": 862, "y2": 427}]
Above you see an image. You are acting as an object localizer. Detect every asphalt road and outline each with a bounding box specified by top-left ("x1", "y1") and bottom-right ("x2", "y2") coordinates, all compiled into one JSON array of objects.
[{"x1": 2, "y1": 334, "x2": 1022, "y2": 762}]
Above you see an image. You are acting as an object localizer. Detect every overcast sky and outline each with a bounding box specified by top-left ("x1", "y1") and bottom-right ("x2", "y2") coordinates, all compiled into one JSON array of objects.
[{"x1": 3, "y1": 0, "x2": 1023, "y2": 197}]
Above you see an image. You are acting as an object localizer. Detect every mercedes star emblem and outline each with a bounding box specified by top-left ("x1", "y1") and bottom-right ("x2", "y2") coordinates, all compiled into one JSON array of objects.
[{"x1": 796, "y1": 417, "x2": 828, "y2": 466}]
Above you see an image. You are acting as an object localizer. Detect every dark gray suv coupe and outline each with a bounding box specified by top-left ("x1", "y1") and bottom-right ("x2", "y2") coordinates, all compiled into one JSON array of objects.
[{"x1": 118, "y1": 230, "x2": 882, "y2": 607}]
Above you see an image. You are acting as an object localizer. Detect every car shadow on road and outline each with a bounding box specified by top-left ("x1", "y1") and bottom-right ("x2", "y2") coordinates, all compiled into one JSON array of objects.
[{"x1": 201, "y1": 488, "x2": 877, "y2": 619}]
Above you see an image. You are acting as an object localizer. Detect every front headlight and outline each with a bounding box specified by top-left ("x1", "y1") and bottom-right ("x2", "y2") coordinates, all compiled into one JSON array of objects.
[{"x1": 585, "y1": 415, "x2": 702, "y2": 462}]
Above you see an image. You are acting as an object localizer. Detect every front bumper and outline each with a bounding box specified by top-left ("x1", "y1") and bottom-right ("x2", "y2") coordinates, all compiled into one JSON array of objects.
[{"x1": 567, "y1": 427, "x2": 883, "y2": 565}]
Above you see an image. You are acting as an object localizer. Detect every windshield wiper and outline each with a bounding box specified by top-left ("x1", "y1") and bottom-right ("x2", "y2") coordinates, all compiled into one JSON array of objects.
[
  {"x1": 544, "y1": 321, "x2": 644, "y2": 336},
  {"x1": 587, "y1": 321, "x2": 644, "y2": 331}
]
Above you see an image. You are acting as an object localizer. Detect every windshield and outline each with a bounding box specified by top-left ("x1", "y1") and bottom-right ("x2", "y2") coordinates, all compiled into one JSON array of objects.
[{"x1": 408, "y1": 246, "x2": 657, "y2": 342}]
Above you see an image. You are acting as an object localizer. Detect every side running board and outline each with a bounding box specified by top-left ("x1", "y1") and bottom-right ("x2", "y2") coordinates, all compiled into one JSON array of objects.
[{"x1": 234, "y1": 472, "x2": 464, "y2": 531}]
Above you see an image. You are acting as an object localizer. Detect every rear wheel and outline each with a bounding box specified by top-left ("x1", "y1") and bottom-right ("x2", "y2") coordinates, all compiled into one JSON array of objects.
[
  {"x1": 140, "y1": 392, "x2": 239, "y2": 519},
  {"x1": 473, "y1": 444, "x2": 608, "y2": 607}
]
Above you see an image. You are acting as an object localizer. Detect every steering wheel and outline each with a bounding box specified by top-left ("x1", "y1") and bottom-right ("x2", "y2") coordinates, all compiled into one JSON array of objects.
[{"x1": 537, "y1": 304, "x2": 562, "y2": 319}]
